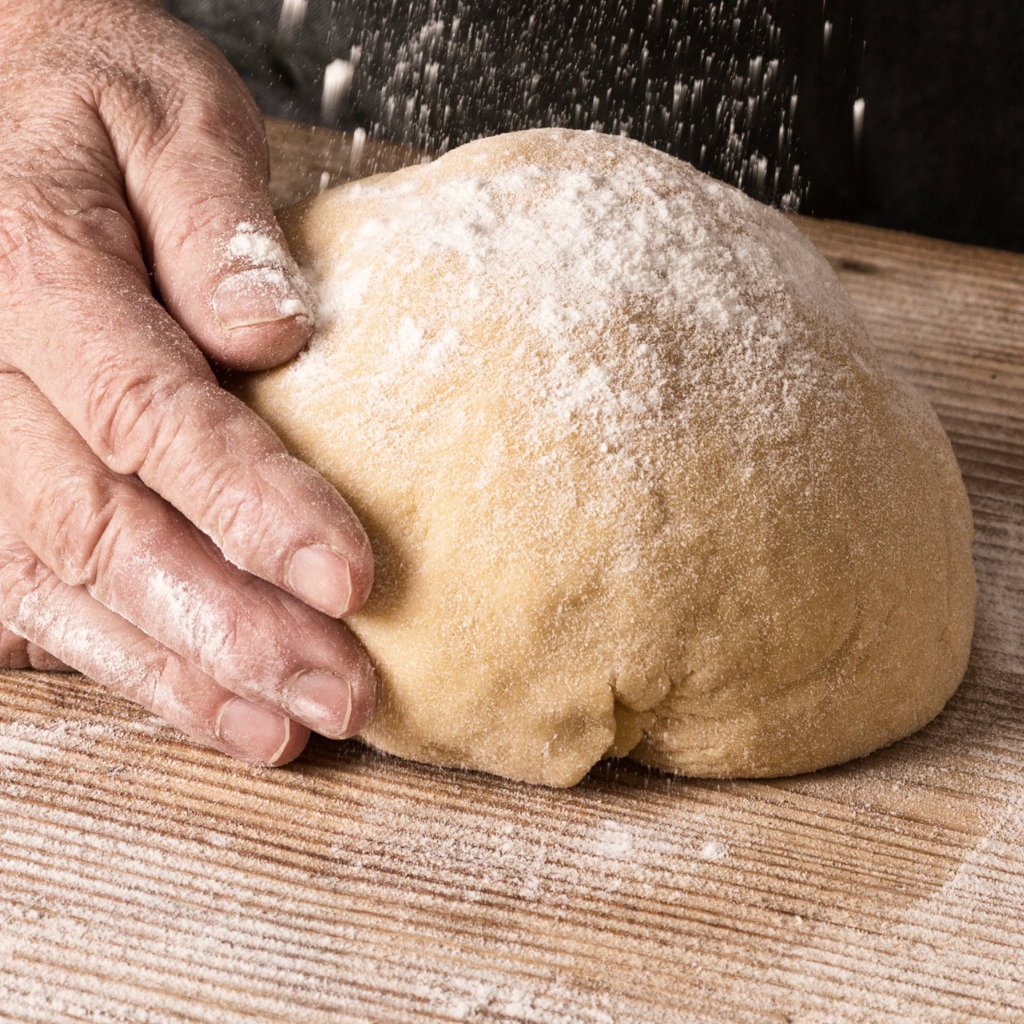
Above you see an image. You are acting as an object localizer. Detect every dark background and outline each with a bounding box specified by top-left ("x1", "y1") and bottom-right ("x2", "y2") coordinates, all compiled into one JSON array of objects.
[
  {"x1": 163, "y1": 0, "x2": 1024, "y2": 253},
  {"x1": 783, "y1": 0, "x2": 1024, "y2": 253}
]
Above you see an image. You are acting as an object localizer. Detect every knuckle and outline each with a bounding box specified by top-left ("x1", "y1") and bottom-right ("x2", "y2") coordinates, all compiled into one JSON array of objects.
[
  {"x1": 204, "y1": 477, "x2": 261, "y2": 550},
  {"x1": 0, "y1": 626, "x2": 31, "y2": 670},
  {"x1": 0, "y1": 531, "x2": 59, "y2": 639},
  {"x1": 87, "y1": 371, "x2": 212, "y2": 479},
  {"x1": 136, "y1": 96, "x2": 269, "y2": 261},
  {"x1": 95, "y1": 628, "x2": 178, "y2": 721},
  {"x1": 83, "y1": 367, "x2": 290, "y2": 572},
  {"x1": 104, "y1": 380, "x2": 286, "y2": 560},
  {"x1": 143, "y1": 382, "x2": 235, "y2": 488},
  {"x1": 199, "y1": 466, "x2": 279, "y2": 567},
  {"x1": 130, "y1": 648, "x2": 178, "y2": 721},
  {"x1": 142, "y1": 649, "x2": 221, "y2": 745},
  {"x1": 36, "y1": 472, "x2": 126, "y2": 589},
  {"x1": 195, "y1": 448, "x2": 309, "y2": 582},
  {"x1": 0, "y1": 148, "x2": 120, "y2": 243},
  {"x1": 209, "y1": 603, "x2": 247, "y2": 670},
  {"x1": 156, "y1": 189, "x2": 265, "y2": 276},
  {"x1": 85, "y1": 366, "x2": 167, "y2": 472},
  {"x1": 0, "y1": 181, "x2": 54, "y2": 294}
]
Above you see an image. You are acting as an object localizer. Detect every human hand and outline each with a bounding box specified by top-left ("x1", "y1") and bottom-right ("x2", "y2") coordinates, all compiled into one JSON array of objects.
[{"x1": 0, "y1": 0, "x2": 375, "y2": 765}]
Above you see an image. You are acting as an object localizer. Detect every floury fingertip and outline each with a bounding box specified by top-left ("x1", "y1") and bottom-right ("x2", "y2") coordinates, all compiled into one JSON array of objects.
[{"x1": 212, "y1": 266, "x2": 311, "y2": 330}]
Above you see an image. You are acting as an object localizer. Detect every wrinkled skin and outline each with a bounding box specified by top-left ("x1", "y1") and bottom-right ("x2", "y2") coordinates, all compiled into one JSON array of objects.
[{"x1": 0, "y1": 0, "x2": 377, "y2": 765}]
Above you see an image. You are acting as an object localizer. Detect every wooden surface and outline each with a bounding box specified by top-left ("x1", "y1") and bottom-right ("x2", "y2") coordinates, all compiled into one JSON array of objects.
[{"x1": 2, "y1": 121, "x2": 1024, "y2": 1023}]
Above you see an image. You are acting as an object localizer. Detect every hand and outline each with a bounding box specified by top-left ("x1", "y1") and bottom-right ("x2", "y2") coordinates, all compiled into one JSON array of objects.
[{"x1": 0, "y1": 0, "x2": 376, "y2": 765}]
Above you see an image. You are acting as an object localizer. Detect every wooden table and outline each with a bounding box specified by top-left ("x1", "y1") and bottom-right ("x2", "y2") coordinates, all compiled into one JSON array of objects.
[{"x1": 2, "y1": 120, "x2": 1023, "y2": 1023}]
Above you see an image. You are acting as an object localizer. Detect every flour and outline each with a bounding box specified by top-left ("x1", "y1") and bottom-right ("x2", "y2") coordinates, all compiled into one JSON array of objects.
[
  {"x1": 3, "y1": 586, "x2": 148, "y2": 698},
  {"x1": 0, "y1": 739, "x2": 748, "y2": 1024},
  {"x1": 227, "y1": 222, "x2": 289, "y2": 266},
  {"x1": 378, "y1": 316, "x2": 461, "y2": 379},
  {"x1": 357, "y1": 1, "x2": 804, "y2": 209},
  {"x1": 881, "y1": 786, "x2": 1024, "y2": 1010},
  {"x1": 285, "y1": 129, "x2": 846, "y2": 485},
  {"x1": 698, "y1": 839, "x2": 729, "y2": 862},
  {"x1": 1, "y1": 668, "x2": 1020, "y2": 1024},
  {"x1": 224, "y1": 222, "x2": 315, "y2": 321},
  {"x1": 145, "y1": 569, "x2": 231, "y2": 670}
]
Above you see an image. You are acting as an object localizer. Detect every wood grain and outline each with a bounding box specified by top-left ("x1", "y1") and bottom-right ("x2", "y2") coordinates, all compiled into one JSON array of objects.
[
  {"x1": 3, "y1": 122, "x2": 1024, "y2": 1023},
  {"x1": 265, "y1": 117, "x2": 428, "y2": 209}
]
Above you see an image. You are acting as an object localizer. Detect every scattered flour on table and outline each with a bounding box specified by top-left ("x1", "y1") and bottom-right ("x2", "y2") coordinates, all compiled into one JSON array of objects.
[
  {"x1": 2, "y1": 720, "x2": 1023, "y2": 1024},
  {"x1": 884, "y1": 788, "x2": 1024, "y2": 1006},
  {"x1": 0, "y1": 716, "x2": 755, "y2": 1024},
  {"x1": 0, "y1": 794, "x2": 741, "y2": 1024},
  {"x1": 698, "y1": 839, "x2": 730, "y2": 862},
  {"x1": 0, "y1": 719, "x2": 154, "y2": 771}
]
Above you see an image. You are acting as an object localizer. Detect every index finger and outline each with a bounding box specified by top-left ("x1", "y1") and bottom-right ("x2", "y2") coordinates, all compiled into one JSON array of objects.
[{"x1": 0, "y1": 154, "x2": 371, "y2": 621}]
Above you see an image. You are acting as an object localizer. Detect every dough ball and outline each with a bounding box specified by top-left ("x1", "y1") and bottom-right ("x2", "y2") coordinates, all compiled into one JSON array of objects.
[{"x1": 239, "y1": 128, "x2": 975, "y2": 786}]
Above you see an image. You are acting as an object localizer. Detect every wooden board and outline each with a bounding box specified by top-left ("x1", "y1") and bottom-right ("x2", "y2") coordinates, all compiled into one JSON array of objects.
[{"x1": 2, "y1": 120, "x2": 1024, "y2": 1023}]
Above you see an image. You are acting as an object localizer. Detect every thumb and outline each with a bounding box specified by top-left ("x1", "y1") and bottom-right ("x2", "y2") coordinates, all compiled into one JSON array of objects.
[{"x1": 105, "y1": 12, "x2": 314, "y2": 371}]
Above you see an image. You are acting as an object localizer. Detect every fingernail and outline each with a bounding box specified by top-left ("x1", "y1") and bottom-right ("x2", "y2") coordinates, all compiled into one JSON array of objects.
[
  {"x1": 287, "y1": 670, "x2": 353, "y2": 737},
  {"x1": 213, "y1": 267, "x2": 310, "y2": 329},
  {"x1": 288, "y1": 545, "x2": 353, "y2": 617},
  {"x1": 216, "y1": 697, "x2": 291, "y2": 765}
]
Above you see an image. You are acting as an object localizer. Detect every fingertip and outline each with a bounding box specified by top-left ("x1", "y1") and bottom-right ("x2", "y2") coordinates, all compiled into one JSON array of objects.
[
  {"x1": 216, "y1": 696, "x2": 309, "y2": 766},
  {"x1": 288, "y1": 546, "x2": 359, "y2": 619},
  {"x1": 284, "y1": 653, "x2": 376, "y2": 741},
  {"x1": 267, "y1": 718, "x2": 312, "y2": 767},
  {"x1": 347, "y1": 536, "x2": 375, "y2": 614},
  {"x1": 149, "y1": 187, "x2": 316, "y2": 369},
  {"x1": 286, "y1": 516, "x2": 374, "y2": 619},
  {"x1": 210, "y1": 266, "x2": 315, "y2": 370},
  {"x1": 345, "y1": 654, "x2": 378, "y2": 736},
  {"x1": 212, "y1": 314, "x2": 314, "y2": 371}
]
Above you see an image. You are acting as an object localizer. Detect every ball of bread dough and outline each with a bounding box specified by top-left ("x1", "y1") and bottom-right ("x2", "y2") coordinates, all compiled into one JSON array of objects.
[{"x1": 240, "y1": 128, "x2": 975, "y2": 786}]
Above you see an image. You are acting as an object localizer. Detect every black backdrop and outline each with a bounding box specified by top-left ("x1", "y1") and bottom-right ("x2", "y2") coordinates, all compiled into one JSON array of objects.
[
  {"x1": 783, "y1": 0, "x2": 1024, "y2": 253},
  {"x1": 162, "y1": 0, "x2": 1024, "y2": 252}
]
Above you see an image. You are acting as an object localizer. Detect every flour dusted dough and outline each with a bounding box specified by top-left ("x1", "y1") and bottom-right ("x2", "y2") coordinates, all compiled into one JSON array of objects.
[{"x1": 241, "y1": 128, "x2": 975, "y2": 786}]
